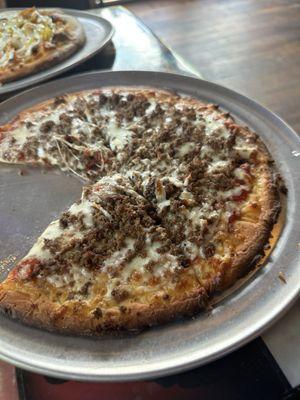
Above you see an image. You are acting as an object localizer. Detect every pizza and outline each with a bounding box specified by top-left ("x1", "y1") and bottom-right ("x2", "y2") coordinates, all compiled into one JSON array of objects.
[
  {"x1": 0, "y1": 7, "x2": 85, "y2": 84},
  {"x1": 0, "y1": 87, "x2": 281, "y2": 334}
]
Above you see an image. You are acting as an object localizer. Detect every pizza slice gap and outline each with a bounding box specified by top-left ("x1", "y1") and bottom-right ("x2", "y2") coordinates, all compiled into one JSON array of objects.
[
  {"x1": 0, "y1": 174, "x2": 208, "y2": 334},
  {"x1": 0, "y1": 160, "x2": 84, "y2": 277}
]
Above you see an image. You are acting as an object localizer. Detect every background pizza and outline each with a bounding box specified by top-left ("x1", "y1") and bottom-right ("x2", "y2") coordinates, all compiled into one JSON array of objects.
[{"x1": 0, "y1": 7, "x2": 85, "y2": 84}]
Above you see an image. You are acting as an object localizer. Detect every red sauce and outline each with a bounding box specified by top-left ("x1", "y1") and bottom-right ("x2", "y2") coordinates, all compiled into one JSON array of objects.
[
  {"x1": 17, "y1": 151, "x2": 25, "y2": 161},
  {"x1": 232, "y1": 189, "x2": 249, "y2": 202},
  {"x1": 228, "y1": 212, "x2": 238, "y2": 224},
  {"x1": 12, "y1": 258, "x2": 41, "y2": 280},
  {"x1": 240, "y1": 163, "x2": 251, "y2": 174}
]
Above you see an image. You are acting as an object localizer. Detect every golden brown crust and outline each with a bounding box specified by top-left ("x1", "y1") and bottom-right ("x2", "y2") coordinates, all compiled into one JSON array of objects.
[
  {"x1": 0, "y1": 11, "x2": 85, "y2": 84},
  {"x1": 218, "y1": 166, "x2": 281, "y2": 289},
  {"x1": 0, "y1": 277, "x2": 209, "y2": 335},
  {"x1": 0, "y1": 87, "x2": 282, "y2": 334}
]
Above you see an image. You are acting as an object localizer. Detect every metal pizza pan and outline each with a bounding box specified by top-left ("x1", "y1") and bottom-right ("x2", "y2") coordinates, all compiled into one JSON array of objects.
[{"x1": 0, "y1": 71, "x2": 299, "y2": 381}]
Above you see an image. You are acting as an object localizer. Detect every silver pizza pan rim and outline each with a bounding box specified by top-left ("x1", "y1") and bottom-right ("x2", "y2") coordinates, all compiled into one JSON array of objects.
[
  {"x1": 0, "y1": 287, "x2": 298, "y2": 382},
  {"x1": 0, "y1": 8, "x2": 114, "y2": 95},
  {"x1": 0, "y1": 70, "x2": 299, "y2": 381}
]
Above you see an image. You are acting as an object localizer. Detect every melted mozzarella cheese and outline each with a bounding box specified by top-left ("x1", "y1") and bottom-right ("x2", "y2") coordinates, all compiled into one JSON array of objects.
[
  {"x1": 222, "y1": 185, "x2": 248, "y2": 199},
  {"x1": 106, "y1": 122, "x2": 133, "y2": 151},
  {"x1": 103, "y1": 238, "x2": 135, "y2": 270},
  {"x1": 204, "y1": 113, "x2": 231, "y2": 139},
  {"x1": 178, "y1": 142, "x2": 195, "y2": 157},
  {"x1": 234, "y1": 145, "x2": 256, "y2": 160},
  {"x1": 145, "y1": 101, "x2": 156, "y2": 116},
  {"x1": 69, "y1": 199, "x2": 94, "y2": 228},
  {"x1": 207, "y1": 159, "x2": 230, "y2": 173},
  {"x1": 46, "y1": 265, "x2": 94, "y2": 291},
  {"x1": 200, "y1": 144, "x2": 213, "y2": 158},
  {"x1": 24, "y1": 221, "x2": 62, "y2": 262},
  {"x1": 233, "y1": 167, "x2": 247, "y2": 180}
]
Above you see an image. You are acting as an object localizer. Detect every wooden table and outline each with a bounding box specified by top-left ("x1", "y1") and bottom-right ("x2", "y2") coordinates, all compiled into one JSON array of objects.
[
  {"x1": 128, "y1": 0, "x2": 300, "y2": 390},
  {"x1": 128, "y1": 0, "x2": 300, "y2": 134}
]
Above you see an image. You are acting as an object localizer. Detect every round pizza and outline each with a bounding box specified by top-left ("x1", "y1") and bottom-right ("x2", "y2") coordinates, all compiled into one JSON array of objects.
[
  {"x1": 0, "y1": 87, "x2": 281, "y2": 334},
  {"x1": 0, "y1": 7, "x2": 85, "y2": 84}
]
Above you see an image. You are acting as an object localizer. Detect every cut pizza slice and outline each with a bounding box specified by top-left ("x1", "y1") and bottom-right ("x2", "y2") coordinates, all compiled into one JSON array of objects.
[
  {"x1": 0, "y1": 92, "x2": 115, "y2": 181},
  {"x1": 0, "y1": 174, "x2": 206, "y2": 334}
]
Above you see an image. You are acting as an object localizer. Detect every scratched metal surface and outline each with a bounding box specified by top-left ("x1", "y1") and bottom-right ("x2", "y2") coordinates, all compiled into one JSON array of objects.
[{"x1": 0, "y1": 71, "x2": 299, "y2": 381}]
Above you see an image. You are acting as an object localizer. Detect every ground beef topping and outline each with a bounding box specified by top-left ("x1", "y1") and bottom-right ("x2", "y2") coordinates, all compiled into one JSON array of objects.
[{"x1": 5, "y1": 89, "x2": 261, "y2": 299}]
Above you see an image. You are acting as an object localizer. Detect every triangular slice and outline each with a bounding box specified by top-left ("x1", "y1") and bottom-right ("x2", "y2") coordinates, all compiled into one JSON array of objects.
[
  {"x1": 0, "y1": 174, "x2": 203, "y2": 333},
  {"x1": 0, "y1": 92, "x2": 114, "y2": 181}
]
